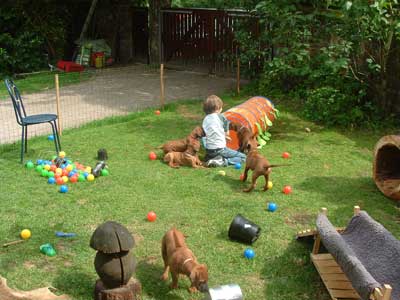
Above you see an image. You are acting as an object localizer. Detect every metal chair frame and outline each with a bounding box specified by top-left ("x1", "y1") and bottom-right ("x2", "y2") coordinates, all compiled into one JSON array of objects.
[{"x1": 4, "y1": 78, "x2": 61, "y2": 162}]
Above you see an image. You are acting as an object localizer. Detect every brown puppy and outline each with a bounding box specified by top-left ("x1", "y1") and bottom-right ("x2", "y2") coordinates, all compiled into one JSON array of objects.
[
  {"x1": 229, "y1": 123, "x2": 259, "y2": 153},
  {"x1": 163, "y1": 151, "x2": 203, "y2": 168},
  {"x1": 161, "y1": 228, "x2": 209, "y2": 293},
  {"x1": 161, "y1": 126, "x2": 205, "y2": 154},
  {"x1": 242, "y1": 149, "x2": 288, "y2": 192}
]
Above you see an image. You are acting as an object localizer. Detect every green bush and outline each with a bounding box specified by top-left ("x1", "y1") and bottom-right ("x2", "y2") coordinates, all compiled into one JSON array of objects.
[{"x1": 303, "y1": 87, "x2": 369, "y2": 127}]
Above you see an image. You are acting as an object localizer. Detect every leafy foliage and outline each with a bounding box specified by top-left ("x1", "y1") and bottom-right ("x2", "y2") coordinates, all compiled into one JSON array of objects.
[{"x1": 0, "y1": 1, "x2": 67, "y2": 75}]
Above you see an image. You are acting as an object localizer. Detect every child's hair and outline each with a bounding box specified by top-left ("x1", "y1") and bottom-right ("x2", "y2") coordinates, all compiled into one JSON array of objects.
[{"x1": 203, "y1": 95, "x2": 223, "y2": 114}]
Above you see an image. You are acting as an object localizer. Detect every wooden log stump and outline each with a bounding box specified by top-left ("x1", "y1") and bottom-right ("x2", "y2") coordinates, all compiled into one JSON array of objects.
[
  {"x1": 373, "y1": 135, "x2": 400, "y2": 201},
  {"x1": 94, "y1": 278, "x2": 141, "y2": 300}
]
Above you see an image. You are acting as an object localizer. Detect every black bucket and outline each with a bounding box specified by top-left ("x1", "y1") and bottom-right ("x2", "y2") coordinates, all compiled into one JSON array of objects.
[
  {"x1": 228, "y1": 214, "x2": 260, "y2": 244},
  {"x1": 97, "y1": 148, "x2": 108, "y2": 161}
]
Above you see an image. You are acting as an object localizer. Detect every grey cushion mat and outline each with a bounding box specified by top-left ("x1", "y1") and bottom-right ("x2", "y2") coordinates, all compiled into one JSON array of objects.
[{"x1": 316, "y1": 211, "x2": 400, "y2": 300}]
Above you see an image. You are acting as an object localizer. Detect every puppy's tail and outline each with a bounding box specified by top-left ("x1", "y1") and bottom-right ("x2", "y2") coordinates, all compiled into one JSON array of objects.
[
  {"x1": 172, "y1": 229, "x2": 185, "y2": 248},
  {"x1": 144, "y1": 143, "x2": 163, "y2": 150},
  {"x1": 265, "y1": 164, "x2": 291, "y2": 169}
]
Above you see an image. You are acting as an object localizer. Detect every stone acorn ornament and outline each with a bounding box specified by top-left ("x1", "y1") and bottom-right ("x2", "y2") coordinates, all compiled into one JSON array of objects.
[{"x1": 90, "y1": 221, "x2": 141, "y2": 300}]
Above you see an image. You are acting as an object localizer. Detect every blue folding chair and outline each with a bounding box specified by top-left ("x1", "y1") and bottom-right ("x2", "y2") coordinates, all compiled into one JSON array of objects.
[{"x1": 4, "y1": 78, "x2": 61, "y2": 162}]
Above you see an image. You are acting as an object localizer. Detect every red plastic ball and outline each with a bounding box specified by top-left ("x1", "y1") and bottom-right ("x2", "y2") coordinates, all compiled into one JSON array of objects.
[
  {"x1": 50, "y1": 165, "x2": 57, "y2": 172},
  {"x1": 283, "y1": 185, "x2": 292, "y2": 194},
  {"x1": 56, "y1": 177, "x2": 64, "y2": 185},
  {"x1": 155, "y1": 110, "x2": 161, "y2": 115},
  {"x1": 240, "y1": 174, "x2": 245, "y2": 181},
  {"x1": 70, "y1": 175, "x2": 78, "y2": 183},
  {"x1": 147, "y1": 211, "x2": 157, "y2": 222},
  {"x1": 149, "y1": 152, "x2": 157, "y2": 160},
  {"x1": 282, "y1": 152, "x2": 290, "y2": 159},
  {"x1": 62, "y1": 169, "x2": 69, "y2": 176}
]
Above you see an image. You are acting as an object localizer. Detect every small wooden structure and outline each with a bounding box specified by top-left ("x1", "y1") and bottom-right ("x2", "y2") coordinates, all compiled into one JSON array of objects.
[
  {"x1": 373, "y1": 135, "x2": 400, "y2": 201},
  {"x1": 311, "y1": 207, "x2": 393, "y2": 300}
]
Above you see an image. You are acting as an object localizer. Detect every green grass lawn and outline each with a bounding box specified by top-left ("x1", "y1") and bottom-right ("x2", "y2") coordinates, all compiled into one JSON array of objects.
[{"x1": 0, "y1": 95, "x2": 398, "y2": 300}]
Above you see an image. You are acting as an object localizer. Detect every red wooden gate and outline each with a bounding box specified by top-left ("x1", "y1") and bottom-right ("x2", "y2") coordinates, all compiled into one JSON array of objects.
[{"x1": 161, "y1": 8, "x2": 259, "y2": 69}]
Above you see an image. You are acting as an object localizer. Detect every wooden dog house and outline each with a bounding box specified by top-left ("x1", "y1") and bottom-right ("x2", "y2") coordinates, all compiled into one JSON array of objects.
[{"x1": 373, "y1": 135, "x2": 400, "y2": 201}]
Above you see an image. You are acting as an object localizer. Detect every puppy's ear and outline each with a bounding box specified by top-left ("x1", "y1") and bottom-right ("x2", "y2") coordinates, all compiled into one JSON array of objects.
[{"x1": 189, "y1": 269, "x2": 198, "y2": 283}]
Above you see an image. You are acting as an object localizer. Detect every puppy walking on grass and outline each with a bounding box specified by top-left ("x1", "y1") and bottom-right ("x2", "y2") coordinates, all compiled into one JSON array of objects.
[{"x1": 161, "y1": 228, "x2": 209, "y2": 293}]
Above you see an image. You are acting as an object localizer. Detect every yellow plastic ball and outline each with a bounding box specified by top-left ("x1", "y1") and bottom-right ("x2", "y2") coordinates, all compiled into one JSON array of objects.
[
  {"x1": 59, "y1": 151, "x2": 66, "y2": 158},
  {"x1": 267, "y1": 181, "x2": 273, "y2": 189},
  {"x1": 218, "y1": 170, "x2": 226, "y2": 176},
  {"x1": 62, "y1": 176, "x2": 69, "y2": 183},
  {"x1": 44, "y1": 164, "x2": 51, "y2": 171},
  {"x1": 55, "y1": 168, "x2": 62, "y2": 175},
  {"x1": 85, "y1": 167, "x2": 92, "y2": 173},
  {"x1": 20, "y1": 229, "x2": 31, "y2": 240},
  {"x1": 87, "y1": 174, "x2": 95, "y2": 181}
]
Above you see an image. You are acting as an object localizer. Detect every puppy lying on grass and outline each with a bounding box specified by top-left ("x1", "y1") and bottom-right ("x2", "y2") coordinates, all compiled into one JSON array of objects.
[
  {"x1": 163, "y1": 134, "x2": 203, "y2": 168},
  {"x1": 161, "y1": 228, "x2": 209, "y2": 293}
]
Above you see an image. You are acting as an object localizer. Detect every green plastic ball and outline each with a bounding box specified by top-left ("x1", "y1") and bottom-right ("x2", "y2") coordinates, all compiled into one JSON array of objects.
[
  {"x1": 26, "y1": 161, "x2": 34, "y2": 169},
  {"x1": 48, "y1": 171, "x2": 55, "y2": 178},
  {"x1": 101, "y1": 169, "x2": 109, "y2": 176},
  {"x1": 36, "y1": 165, "x2": 43, "y2": 172},
  {"x1": 78, "y1": 174, "x2": 85, "y2": 182},
  {"x1": 41, "y1": 169, "x2": 49, "y2": 177}
]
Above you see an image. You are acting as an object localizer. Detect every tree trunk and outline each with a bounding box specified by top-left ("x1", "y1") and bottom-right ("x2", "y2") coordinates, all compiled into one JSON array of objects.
[
  {"x1": 148, "y1": 0, "x2": 171, "y2": 64},
  {"x1": 385, "y1": 37, "x2": 400, "y2": 117}
]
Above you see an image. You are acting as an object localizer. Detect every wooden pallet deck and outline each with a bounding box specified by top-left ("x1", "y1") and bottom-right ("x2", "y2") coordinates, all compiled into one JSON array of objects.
[{"x1": 311, "y1": 253, "x2": 360, "y2": 300}]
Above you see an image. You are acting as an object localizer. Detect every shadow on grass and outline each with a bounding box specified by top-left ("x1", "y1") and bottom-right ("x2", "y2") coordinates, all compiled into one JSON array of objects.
[
  {"x1": 262, "y1": 238, "x2": 330, "y2": 300},
  {"x1": 53, "y1": 267, "x2": 94, "y2": 300},
  {"x1": 135, "y1": 259, "x2": 184, "y2": 300}
]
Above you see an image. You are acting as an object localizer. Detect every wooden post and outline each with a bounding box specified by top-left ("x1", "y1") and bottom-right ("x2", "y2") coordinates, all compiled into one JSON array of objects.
[
  {"x1": 236, "y1": 58, "x2": 240, "y2": 95},
  {"x1": 55, "y1": 74, "x2": 62, "y2": 136},
  {"x1": 160, "y1": 63, "x2": 165, "y2": 109},
  {"x1": 354, "y1": 206, "x2": 360, "y2": 216},
  {"x1": 312, "y1": 208, "x2": 327, "y2": 254}
]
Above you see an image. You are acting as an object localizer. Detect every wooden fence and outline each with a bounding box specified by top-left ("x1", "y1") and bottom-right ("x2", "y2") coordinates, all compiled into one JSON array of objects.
[{"x1": 161, "y1": 8, "x2": 259, "y2": 72}]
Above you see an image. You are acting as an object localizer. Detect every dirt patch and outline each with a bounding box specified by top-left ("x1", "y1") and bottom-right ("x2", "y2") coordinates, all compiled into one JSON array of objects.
[
  {"x1": 285, "y1": 212, "x2": 314, "y2": 229},
  {"x1": 177, "y1": 105, "x2": 202, "y2": 121}
]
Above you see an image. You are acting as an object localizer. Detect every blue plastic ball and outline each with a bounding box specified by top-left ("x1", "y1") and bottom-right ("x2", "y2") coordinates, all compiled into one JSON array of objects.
[
  {"x1": 60, "y1": 164, "x2": 67, "y2": 169},
  {"x1": 37, "y1": 159, "x2": 43, "y2": 165},
  {"x1": 234, "y1": 163, "x2": 241, "y2": 169},
  {"x1": 47, "y1": 135, "x2": 54, "y2": 141},
  {"x1": 48, "y1": 177, "x2": 56, "y2": 184},
  {"x1": 83, "y1": 172, "x2": 89, "y2": 178},
  {"x1": 267, "y1": 202, "x2": 278, "y2": 212},
  {"x1": 244, "y1": 248, "x2": 255, "y2": 259},
  {"x1": 60, "y1": 185, "x2": 68, "y2": 193}
]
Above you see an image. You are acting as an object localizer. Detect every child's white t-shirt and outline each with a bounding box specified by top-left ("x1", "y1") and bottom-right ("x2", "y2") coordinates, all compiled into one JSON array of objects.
[{"x1": 202, "y1": 113, "x2": 226, "y2": 150}]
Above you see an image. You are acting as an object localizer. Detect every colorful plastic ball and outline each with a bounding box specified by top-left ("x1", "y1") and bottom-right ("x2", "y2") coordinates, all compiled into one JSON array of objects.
[
  {"x1": 47, "y1": 135, "x2": 54, "y2": 141},
  {"x1": 244, "y1": 248, "x2": 255, "y2": 259},
  {"x1": 240, "y1": 174, "x2": 245, "y2": 181},
  {"x1": 83, "y1": 172, "x2": 89, "y2": 178},
  {"x1": 66, "y1": 165, "x2": 73, "y2": 172},
  {"x1": 56, "y1": 177, "x2": 64, "y2": 185},
  {"x1": 44, "y1": 164, "x2": 51, "y2": 171},
  {"x1": 283, "y1": 185, "x2": 292, "y2": 195},
  {"x1": 48, "y1": 177, "x2": 56, "y2": 184},
  {"x1": 55, "y1": 168, "x2": 62, "y2": 175},
  {"x1": 41, "y1": 169, "x2": 49, "y2": 177},
  {"x1": 234, "y1": 163, "x2": 241, "y2": 169},
  {"x1": 218, "y1": 170, "x2": 226, "y2": 176},
  {"x1": 149, "y1": 152, "x2": 157, "y2": 160},
  {"x1": 60, "y1": 164, "x2": 67, "y2": 169},
  {"x1": 87, "y1": 174, "x2": 95, "y2": 182},
  {"x1": 36, "y1": 165, "x2": 43, "y2": 172},
  {"x1": 60, "y1": 185, "x2": 68, "y2": 193},
  {"x1": 50, "y1": 165, "x2": 57, "y2": 172},
  {"x1": 48, "y1": 171, "x2": 55, "y2": 178},
  {"x1": 85, "y1": 166, "x2": 92, "y2": 173},
  {"x1": 155, "y1": 110, "x2": 161, "y2": 115},
  {"x1": 62, "y1": 176, "x2": 69, "y2": 183},
  {"x1": 59, "y1": 151, "x2": 66, "y2": 158},
  {"x1": 282, "y1": 152, "x2": 290, "y2": 159},
  {"x1": 78, "y1": 174, "x2": 85, "y2": 182},
  {"x1": 70, "y1": 175, "x2": 78, "y2": 183},
  {"x1": 101, "y1": 169, "x2": 109, "y2": 176},
  {"x1": 62, "y1": 169, "x2": 69, "y2": 176},
  {"x1": 267, "y1": 181, "x2": 273, "y2": 189},
  {"x1": 37, "y1": 159, "x2": 43, "y2": 165},
  {"x1": 20, "y1": 229, "x2": 31, "y2": 240},
  {"x1": 147, "y1": 211, "x2": 157, "y2": 222},
  {"x1": 267, "y1": 202, "x2": 278, "y2": 212},
  {"x1": 26, "y1": 161, "x2": 34, "y2": 169}
]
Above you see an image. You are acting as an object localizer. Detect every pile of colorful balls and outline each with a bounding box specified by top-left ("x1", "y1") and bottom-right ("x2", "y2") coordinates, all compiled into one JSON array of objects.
[{"x1": 25, "y1": 151, "x2": 109, "y2": 193}]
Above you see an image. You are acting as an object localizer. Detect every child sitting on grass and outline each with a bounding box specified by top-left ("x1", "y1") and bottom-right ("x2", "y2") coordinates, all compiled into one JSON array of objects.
[{"x1": 202, "y1": 95, "x2": 246, "y2": 167}]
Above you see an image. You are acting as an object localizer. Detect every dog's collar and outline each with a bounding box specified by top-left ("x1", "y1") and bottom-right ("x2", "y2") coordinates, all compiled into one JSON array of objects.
[{"x1": 182, "y1": 258, "x2": 193, "y2": 266}]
